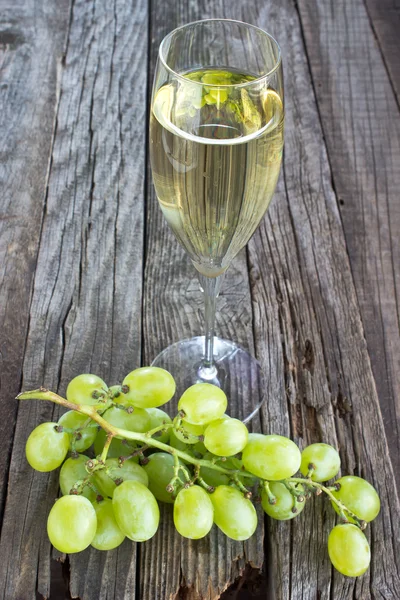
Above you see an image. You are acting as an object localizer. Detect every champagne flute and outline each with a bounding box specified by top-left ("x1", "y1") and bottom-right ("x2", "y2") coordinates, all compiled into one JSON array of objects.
[{"x1": 149, "y1": 19, "x2": 283, "y2": 421}]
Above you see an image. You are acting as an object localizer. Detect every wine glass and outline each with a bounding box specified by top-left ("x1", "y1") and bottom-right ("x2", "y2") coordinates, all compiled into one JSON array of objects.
[{"x1": 149, "y1": 19, "x2": 283, "y2": 422}]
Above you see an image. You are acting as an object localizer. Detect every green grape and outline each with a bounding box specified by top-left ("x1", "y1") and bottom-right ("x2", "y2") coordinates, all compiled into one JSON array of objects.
[
  {"x1": 112, "y1": 480, "x2": 160, "y2": 541},
  {"x1": 47, "y1": 495, "x2": 97, "y2": 553},
  {"x1": 146, "y1": 407, "x2": 172, "y2": 443},
  {"x1": 200, "y1": 455, "x2": 230, "y2": 488},
  {"x1": 58, "y1": 410, "x2": 97, "y2": 452},
  {"x1": 210, "y1": 485, "x2": 257, "y2": 540},
  {"x1": 169, "y1": 430, "x2": 190, "y2": 451},
  {"x1": 93, "y1": 458, "x2": 148, "y2": 498},
  {"x1": 261, "y1": 482, "x2": 305, "y2": 520},
  {"x1": 121, "y1": 367, "x2": 176, "y2": 408},
  {"x1": 200, "y1": 469, "x2": 230, "y2": 488},
  {"x1": 109, "y1": 385, "x2": 122, "y2": 399},
  {"x1": 300, "y1": 443, "x2": 340, "y2": 482},
  {"x1": 143, "y1": 452, "x2": 184, "y2": 503},
  {"x1": 91, "y1": 499, "x2": 125, "y2": 551},
  {"x1": 169, "y1": 429, "x2": 195, "y2": 465},
  {"x1": 59, "y1": 455, "x2": 96, "y2": 502},
  {"x1": 103, "y1": 405, "x2": 151, "y2": 434},
  {"x1": 169, "y1": 431, "x2": 195, "y2": 464},
  {"x1": 66, "y1": 374, "x2": 108, "y2": 406},
  {"x1": 200, "y1": 454, "x2": 254, "y2": 489},
  {"x1": 174, "y1": 486, "x2": 214, "y2": 539},
  {"x1": 26, "y1": 422, "x2": 70, "y2": 472},
  {"x1": 178, "y1": 383, "x2": 227, "y2": 425},
  {"x1": 173, "y1": 420, "x2": 205, "y2": 445},
  {"x1": 226, "y1": 456, "x2": 257, "y2": 487},
  {"x1": 204, "y1": 417, "x2": 248, "y2": 456},
  {"x1": 247, "y1": 433, "x2": 265, "y2": 442},
  {"x1": 242, "y1": 434, "x2": 301, "y2": 480},
  {"x1": 331, "y1": 476, "x2": 380, "y2": 523},
  {"x1": 94, "y1": 430, "x2": 137, "y2": 459},
  {"x1": 328, "y1": 524, "x2": 371, "y2": 577},
  {"x1": 192, "y1": 440, "x2": 207, "y2": 457}
]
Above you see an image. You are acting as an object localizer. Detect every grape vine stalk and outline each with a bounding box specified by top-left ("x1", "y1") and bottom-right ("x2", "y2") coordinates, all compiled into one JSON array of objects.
[{"x1": 18, "y1": 367, "x2": 380, "y2": 577}]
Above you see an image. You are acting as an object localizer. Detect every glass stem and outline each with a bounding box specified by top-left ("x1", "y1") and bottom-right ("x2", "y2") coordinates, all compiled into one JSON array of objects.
[{"x1": 198, "y1": 274, "x2": 222, "y2": 379}]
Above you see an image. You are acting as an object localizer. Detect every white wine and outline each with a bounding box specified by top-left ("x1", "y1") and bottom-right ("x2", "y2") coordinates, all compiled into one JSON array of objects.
[{"x1": 150, "y1": 69, "x2": 284, "y2": 277}]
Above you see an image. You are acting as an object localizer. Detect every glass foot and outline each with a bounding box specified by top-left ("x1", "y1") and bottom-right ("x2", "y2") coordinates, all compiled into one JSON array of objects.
[{"x1": 151, "y1": 336, "x2": 265, "y2": 424}]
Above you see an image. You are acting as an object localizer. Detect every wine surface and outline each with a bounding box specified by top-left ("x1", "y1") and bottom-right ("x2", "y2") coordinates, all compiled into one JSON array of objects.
[{"x1": 150, "y1": 68, "x2": 284, "y2": 277}]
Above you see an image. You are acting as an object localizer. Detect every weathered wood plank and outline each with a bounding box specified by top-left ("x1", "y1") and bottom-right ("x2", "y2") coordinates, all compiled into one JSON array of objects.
[
  {"x1": 142, "y1": 1, "x2": 400, "y2": 598},
  {"x1": 0, "y1": 0, "x2": 70, "y2": 521},
  {"x1": 363, "y1": 0, "x2": 400, "y2": 102},
  {"x1": 297, "y1": 0, "x2": 400, "y2": 490},
  {"x1": 2, "y1": 0, "x2": 399, "y2": 599},
  {"x1": 141, "y1": 3, "x2": 265, "y2": 599},
  {"x1": 0, "y1": 0, "x2": 148, "y2": 597},
  {"x1": 245, "y1": 0, "x2": 400, "y2": 597}
]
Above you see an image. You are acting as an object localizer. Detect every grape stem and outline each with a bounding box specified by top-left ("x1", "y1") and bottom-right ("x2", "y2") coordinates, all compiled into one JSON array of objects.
[
  {"x1": 79, "y1": 416, "x2": 98, "y2": 430},
  {"x1": 282, "y1": 480, "x2": 304, "y2": 499},
  {"x1": 145, "y1": 423, "x2": 173, "y2": 438},
  {"x1": 263, "y1": 481, "x2": 277, "y2": 505},
  {"x1": 100, "y1": 433, "x2": 114, "y2": 463},
  {"x1": 17, "y1": 389, "x2": 255, "y2": 479},
  {"x1": 173, "y1": 416, "x2": 182, "y2": 430},
  {"x1": 16, "y1": 388, "x2": 366, "y2": 528},
  {"x1": 119, "y1": 445, "x2": 149, "y2": 464},
  {"x1": 287, "y1": 477, "x2": 365, "y2": 528},
  {"x1": 168, "y1": 454, "x2": 191, "y2": 492},
  {"x1": 71, "y1": 475, "x2": 102, "y2": 499},
  {"x1": 191, "y1": 464, "x2": 213, "y2": 492},
  {"x1": 172, "y1": 416, "x2": 202, "y2": 443},
  {"x1": 231, "y1": 475, "x2": 252, "y2": 497}
]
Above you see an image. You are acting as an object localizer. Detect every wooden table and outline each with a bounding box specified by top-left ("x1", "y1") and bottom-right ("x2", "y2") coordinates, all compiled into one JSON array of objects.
[{"x1": 1, "y1": 0, "x2": 399, "y2": 598}]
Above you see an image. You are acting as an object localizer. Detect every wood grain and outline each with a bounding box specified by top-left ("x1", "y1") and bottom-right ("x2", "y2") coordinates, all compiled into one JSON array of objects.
[
  {"x1": 363, "y1": 0, "x2": 400, "y2": 102},
  {"x1": 297, "y1": 0, "x2": 400, "y2": 489},
  {"x1": 0, "y1": 0, "x2": 399, "y2": 598},
  {"x1": 0, "y1": 0, "x2": 70, "y2": 521},
  {"x1": 246, "y1": 0, "x2": 400, "y2": 597},
  {"x1": 0, "y1": 0, "x2": 148, "y2": 597}
]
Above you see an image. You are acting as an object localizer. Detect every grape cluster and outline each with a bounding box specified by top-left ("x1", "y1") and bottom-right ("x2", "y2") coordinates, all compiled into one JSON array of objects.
[{"x1": 21, "y1": 368, "x2": 380, "y2": 577}]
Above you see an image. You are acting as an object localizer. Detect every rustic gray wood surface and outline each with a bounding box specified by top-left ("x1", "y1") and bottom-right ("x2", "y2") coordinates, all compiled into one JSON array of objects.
[
  {"x1": 0, "y1": 0, "x2": 399, "y2": 599},
  {"x1": 298, "y1": 0, "x2": 400, "y2": 492},
  {"x1": 0, "y1": 0, "x2": 71, "y2": 522}
]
